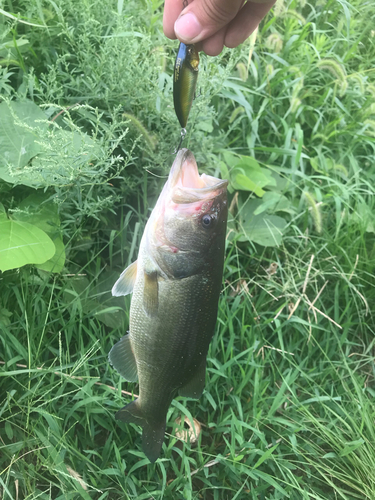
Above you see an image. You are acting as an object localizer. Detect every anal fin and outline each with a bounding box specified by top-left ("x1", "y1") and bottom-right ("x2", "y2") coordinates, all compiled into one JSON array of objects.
[
  {"x1": 116, "y1": 399, "x2": 144, "y2": 424},
  {"x1": 109, "y1": 334, "x2": 138, "y2": 382},
  {"x1": 179, "y1": 358, "x2": 206, "y2": 399},
  {"x1": 112, "y1": 260, "x2": 138, "y2": 297}
]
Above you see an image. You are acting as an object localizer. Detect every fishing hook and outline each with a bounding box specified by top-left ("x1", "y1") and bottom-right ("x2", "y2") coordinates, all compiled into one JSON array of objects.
[{"x1": 172, "y1": 127, "x2": 187, "y2": 154}]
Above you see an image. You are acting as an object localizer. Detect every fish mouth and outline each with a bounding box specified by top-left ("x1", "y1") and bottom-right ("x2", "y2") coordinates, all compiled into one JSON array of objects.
[
  {"x1": 150, "y1": 149, "x2": 228, "y2": 256},
  {"x1": 169, "y1": 149, "x2": 227, "y2": 204}
]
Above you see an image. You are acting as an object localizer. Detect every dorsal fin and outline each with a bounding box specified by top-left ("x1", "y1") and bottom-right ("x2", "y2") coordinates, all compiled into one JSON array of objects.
[{"x1": 112, "y1": 260, "x2": 138, "y2": 297}]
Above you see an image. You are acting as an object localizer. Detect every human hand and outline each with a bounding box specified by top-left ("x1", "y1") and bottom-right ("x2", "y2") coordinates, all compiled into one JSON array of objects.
[{"x1": 163, "y1": 0, "x2": 276, "y2": 56}]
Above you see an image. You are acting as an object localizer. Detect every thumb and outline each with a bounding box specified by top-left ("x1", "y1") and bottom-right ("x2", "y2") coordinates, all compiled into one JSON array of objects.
[{"x1": 174, "y1": 0, "x2": 244, "y2": 44}]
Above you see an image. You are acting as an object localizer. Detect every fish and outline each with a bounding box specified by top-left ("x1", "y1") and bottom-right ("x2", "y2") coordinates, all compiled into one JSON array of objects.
[
  {"x1": 110, "y1": 148, "x2": 228, "y2": 462},
  {"x1": 173, "y1": 43, "x2": 199, "y2": 129}
]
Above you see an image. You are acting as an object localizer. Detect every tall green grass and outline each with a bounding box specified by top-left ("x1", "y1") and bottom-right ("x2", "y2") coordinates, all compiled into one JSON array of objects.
[{"x1": 1, "y1": 0, "x2": 375, "y2": 498}]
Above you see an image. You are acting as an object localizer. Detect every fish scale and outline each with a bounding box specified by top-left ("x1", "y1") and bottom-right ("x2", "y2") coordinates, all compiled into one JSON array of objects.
[{"x1": 131, "y1": 272, "x2": 217, "y2": 404}]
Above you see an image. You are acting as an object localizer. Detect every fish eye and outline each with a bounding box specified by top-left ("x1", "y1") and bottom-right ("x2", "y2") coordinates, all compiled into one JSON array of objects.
[{"x1": 201, "y1": 214, "x2": 212, "y2": 228}]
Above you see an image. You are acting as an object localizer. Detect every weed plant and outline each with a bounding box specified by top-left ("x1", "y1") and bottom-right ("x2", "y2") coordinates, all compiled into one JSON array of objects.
[{"x1": 0, "y1": 0, "x2": 375, "y2": 499}]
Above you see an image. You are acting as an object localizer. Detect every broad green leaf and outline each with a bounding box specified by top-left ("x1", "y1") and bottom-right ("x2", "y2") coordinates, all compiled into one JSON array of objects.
[
  {"x1": 267, "y1": 169, "x2": 289, "y2": 191},
  {"x1": 13, "y1": 193, "x2": 60, "y2": 233},
  {"x1": 340, "y1": 439, "x2": 365, "y2": 457},
  {"x1": 219, "y1": 161, "x2": 229, "y2": 180},
  {"x1": 0, "y1": 100, "x2": 48, "y2": 184},
  {"x1": 242, "y1": 213, "x2": 287, "y2": 247},
  {"x1": 236, "y1": 156, "x2": 261, "y2": 170},
  {"x1": 0, "y1": 37, "x2": 30, "y2": 52},
  {"x1": 230, "y1": 156, "x2": 276, "y2": 196},
  {"x1": 231, "y1": 171, "x2": 266, "y2": 197},
  {"x1": 253, "y1": 191, "x2": 292, "y2": 215},
  {"x1": 0, "y1": 100, "x2": 100, "y2": 188},
  {"x1": 12, "y1": 193, "x2": 65, "y2": 272},
  {"x1": 325, "y1": 158, "x2": 335, "y2": 170},
  {"x1": 226, "y1": 218, "x2": 238, "y2": 242},
  {"x1": 0, "y1": 36, "x2": 31, "y2": 62},
  {"x1": 221, "y1": 151, "x2": 240, "y2": 169},
  {"x1": 239, "y1": 199, "x2": 287, "y2": 247},
  {"x1": 0, "y1": 220, "x2": 55, "y2": 272},
  {"x1": 36, "y1": 235, "x2": 65, "y2": 273}
]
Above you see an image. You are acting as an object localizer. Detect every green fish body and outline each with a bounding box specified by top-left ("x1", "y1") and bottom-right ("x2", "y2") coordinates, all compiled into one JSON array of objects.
[
  {"x1": 173, "y1": 43, "x2": 199, "y2": 129},
  {"x1": 110, "y1": 149, "x2": 228, "y2": 462}
]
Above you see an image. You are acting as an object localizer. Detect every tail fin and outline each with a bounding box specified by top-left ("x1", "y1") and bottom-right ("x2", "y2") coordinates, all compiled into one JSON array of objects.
[
  {"x1": 142, "y1": 420, "x2": 166, "y2": 463},
  {"x1": 115, "y1": 400, "x2": 166, "y2": 463}
]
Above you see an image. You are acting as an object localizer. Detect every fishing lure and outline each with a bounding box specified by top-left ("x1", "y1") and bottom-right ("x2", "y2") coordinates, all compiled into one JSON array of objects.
[{"x1": 173, "y1": 42, "x2": 199, "y2": 130}]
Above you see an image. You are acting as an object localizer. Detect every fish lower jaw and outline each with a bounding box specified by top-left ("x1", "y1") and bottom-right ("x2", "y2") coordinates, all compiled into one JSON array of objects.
[
  {"x1": 159, "y1": 243, "x2": 179, "y2": 254},
  {"x1": 153, "y1": 238, "x2": 180, "y2": 254}
]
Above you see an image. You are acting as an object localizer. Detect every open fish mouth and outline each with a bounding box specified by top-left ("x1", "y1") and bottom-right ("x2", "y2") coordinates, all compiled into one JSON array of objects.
[{"x1": 168, "y1": 149, "x2": 228, "y2": 204}]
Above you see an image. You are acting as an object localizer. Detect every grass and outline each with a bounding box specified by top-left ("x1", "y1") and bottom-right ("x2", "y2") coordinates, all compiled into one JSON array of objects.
[{"x1": 1, "y1": 0, "x2": 375, "y2": 498}]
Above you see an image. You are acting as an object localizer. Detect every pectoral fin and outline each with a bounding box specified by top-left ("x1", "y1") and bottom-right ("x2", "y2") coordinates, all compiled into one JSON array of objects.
[
  {"x1": 143, "y1": 271, "x2": 158, "y2": 317},
  {"x1": 179, "y1": 358, "x2": 206, "y2": 399},
  {"x1": 108, "y1": 334, "x2": 138, "y2": 382},
  {"x1": 112, "y1": 260, "x2": 138, "y2": 297}
]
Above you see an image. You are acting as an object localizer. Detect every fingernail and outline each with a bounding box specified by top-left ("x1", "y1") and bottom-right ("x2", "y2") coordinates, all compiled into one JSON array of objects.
[{"x1": 175, "y1": 12, "x2": 202, "y2": 42}]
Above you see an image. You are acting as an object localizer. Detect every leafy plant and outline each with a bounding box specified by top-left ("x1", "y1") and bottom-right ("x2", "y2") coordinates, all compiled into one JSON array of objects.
[
  {"x1": 220, "y1": 152, "x2": 292, "y2": 247},
  {"x1": 0, "y1": 99, "x2": 131, "y2": 272},
  {"x1": 0, "y1": 0, "x2": 374, "y2": 498}
]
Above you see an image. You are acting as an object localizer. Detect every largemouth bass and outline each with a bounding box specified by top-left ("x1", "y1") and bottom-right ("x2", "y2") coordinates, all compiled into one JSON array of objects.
[{"x1": 110, "y1": 149, "x2": 228, "y2": 462}]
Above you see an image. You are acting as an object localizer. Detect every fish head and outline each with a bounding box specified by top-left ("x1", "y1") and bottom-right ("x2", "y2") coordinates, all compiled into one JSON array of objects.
[{"x1": 148, "y1": 149, "x2": 228, "y2": 278}]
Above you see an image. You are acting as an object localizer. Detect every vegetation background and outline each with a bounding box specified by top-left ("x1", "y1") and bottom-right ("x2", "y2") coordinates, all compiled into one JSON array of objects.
[{"x1": 0, "y1": 0, "x2": 374, "y2": 498}]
